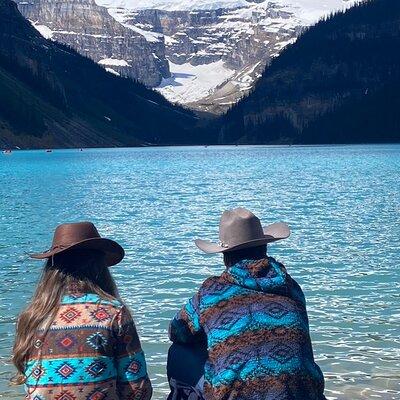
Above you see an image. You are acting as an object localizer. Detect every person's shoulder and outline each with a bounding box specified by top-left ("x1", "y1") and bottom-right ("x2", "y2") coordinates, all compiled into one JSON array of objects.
[
  {"x1": 268, "y1": 256, "x2": 287, "y2": 270},
  {"x1": 202, "y1": 275, "x2": 222, "y2": 286},
  {"x1": 61, "y1": 292, "x2": 124, "y2": 310},
  {"x1": 269, "y1": 257, "x2": 300, "y2": 284},
  {"x1": 198, "y1": 274, "x2": 227, "y2": 294},
  {"x1": 52, "y1": 293, "x2": 126, "y2": 330},
  {"x1": 268, "y1": 257, "x2": 306, "y2": 304}
]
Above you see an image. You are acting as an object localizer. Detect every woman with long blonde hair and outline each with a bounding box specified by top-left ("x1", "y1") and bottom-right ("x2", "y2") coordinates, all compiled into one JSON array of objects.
[{"x1": 12, "y1": 222, "x2": 152, "y2": 400}]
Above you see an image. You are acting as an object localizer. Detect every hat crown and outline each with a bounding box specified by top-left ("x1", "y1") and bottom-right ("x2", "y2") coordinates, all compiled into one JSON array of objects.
[
  {"x1": 52, "y1": 222, "x2": 100, "y2": 249},
  {"x1": 219, "y1": 208, "x2": 264, "y2": 248}
]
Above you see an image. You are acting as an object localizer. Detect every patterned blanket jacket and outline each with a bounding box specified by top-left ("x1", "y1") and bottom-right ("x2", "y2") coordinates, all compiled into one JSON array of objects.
[
  {"x1": 24, "y1": 292, "x2": 152, "y2": 400},
  {"x1": 169, "y1": 257, "x2": 326, "y2": 400}
]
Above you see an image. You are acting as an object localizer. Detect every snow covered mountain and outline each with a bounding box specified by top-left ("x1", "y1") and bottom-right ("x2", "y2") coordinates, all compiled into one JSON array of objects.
[
  {"x1": 99, "y1": 0, "x2": 357, "y2": 112},
  {"x1": 16, "y1": 0, "x2": 357, "y2": 113}
]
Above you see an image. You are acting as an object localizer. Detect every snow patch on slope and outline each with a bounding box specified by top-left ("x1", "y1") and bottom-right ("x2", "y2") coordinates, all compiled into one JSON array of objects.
[
  {"x1": 105, "y1": 67, "x2": 121, "y2": 75},
  {"x1": 156, "y1": 60, "x2": 235, "y2": 103},
  {"x1": 107, "y1": 8, "x2": 164, "y2": 42},
  {"x1": 99, "y1": 58, "x2": 131, "y2": 66},
  {"x1": 274, "y1": 0, "x2": 356, "y2": 24},
  {"x1": 123, "y1": 24, "x2": 163, "y2": 42},
  {"x1": 30, "y1": 21, "x2": 54, "y2": 39}
]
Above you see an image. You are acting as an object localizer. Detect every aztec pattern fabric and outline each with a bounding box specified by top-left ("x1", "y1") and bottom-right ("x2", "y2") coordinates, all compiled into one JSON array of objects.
[
  {"x1": 169, "y1": 257, "x2": 326, "y2": 400},
  {"x1": 24, "y1": 292, "x2": 152, "y2": 400}
]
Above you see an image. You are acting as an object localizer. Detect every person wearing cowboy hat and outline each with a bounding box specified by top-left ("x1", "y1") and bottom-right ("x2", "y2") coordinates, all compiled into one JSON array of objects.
[
  {"x1": 168, "y1": 208, "x2": 326, "y2": 400},
  {"x1": 12, "y1": 222, "x2": 152, "y2": 400}
]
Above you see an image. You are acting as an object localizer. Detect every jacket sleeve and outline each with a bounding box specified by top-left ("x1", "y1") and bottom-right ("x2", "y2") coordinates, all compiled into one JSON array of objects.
[
  {"x1": 169, "y1": 292, "x2": 206, "y2": 344},
  {"x1": 113, "y1": 305, "x2": 152, "y2": 400}
]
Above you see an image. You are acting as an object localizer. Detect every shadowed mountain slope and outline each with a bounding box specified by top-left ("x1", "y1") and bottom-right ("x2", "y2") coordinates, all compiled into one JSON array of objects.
[
  {"x1": 0, "y1": 0, "x2": 197, "y2": 149},
  {"x1": 219, "y1": 0, "x2": 400, "y2": 144}
]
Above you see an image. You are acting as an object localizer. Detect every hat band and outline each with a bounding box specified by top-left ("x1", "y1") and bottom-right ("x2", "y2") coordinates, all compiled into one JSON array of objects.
[
  {"x1": 220, "y1": 236, "x2": 266, "y2": 249},
  {"x1": 44, "y1": 244, "x2": 69, "y2": 253}
]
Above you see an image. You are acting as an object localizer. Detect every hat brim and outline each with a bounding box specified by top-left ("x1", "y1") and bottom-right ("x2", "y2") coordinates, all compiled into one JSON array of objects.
[
  {"x1": 30, "y1": 237, "x2": 125, "y2": 267},
  {"x1": 195, "y1": 222, "x2": 290, "y2": 254}
]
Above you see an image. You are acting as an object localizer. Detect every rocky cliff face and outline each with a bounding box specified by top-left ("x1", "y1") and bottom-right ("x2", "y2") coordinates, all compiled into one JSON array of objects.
[
  {"x1": 108, "y1": 3, "x2": 302, "y2": 112},
  {"x1": 133, "y1": 6, "x2": 300, "y2": 67},
  {"x1": 16, "y1": 0, "x2": 170, "y2": 86}
]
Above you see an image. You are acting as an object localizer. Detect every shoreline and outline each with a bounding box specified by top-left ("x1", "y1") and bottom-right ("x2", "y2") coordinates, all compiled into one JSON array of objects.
[{"x1": 2, "y1": 142, "x2": 400, "y2": 152}]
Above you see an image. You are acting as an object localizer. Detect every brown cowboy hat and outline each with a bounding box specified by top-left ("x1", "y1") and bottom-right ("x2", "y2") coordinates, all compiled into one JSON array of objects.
[
  {"x1": 195, "y1": 207, "x2": 290, "y2": 254},
  {"x1": 30, "y1": 221, "x2": 124, "y2": 266}
]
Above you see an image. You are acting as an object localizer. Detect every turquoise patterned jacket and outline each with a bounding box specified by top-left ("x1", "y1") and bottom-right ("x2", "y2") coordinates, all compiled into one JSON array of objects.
[{"x1": 169, "y1": 257, "x2": 326, "y2": 400}]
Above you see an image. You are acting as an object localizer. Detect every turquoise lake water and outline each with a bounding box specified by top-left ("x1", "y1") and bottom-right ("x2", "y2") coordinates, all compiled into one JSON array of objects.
[{"x1": 0, "y1": 145, "x2": 399, "y2": 399}]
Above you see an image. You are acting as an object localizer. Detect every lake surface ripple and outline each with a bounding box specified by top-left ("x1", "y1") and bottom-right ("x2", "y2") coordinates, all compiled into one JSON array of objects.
[{"x1": 0, "y1": 145, "x2": 399, "y2": 399}]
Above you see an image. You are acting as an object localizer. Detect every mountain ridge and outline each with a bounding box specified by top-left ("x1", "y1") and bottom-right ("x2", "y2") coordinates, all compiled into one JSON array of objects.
[
  {"x1": 0, "y1": 0, "x2": 197, "y2": 149},
  {"x1": 218, "y1": 0, "x2": 400, "y2": 144}
]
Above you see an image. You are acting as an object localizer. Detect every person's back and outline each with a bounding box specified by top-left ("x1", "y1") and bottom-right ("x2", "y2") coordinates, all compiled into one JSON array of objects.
[
  {"x1": 25, "y1": 292, "x2": 149, "y2": 400},
  {"x1": 169, "y1": 208, "x2": 326, "y2": 400},
  {"x1": 12, "y1": 222, "x2": 152, "y2": 400}
]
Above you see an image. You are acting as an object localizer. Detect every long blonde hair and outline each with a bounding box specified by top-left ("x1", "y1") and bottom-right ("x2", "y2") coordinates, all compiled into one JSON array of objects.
[{"x1": 12, "y1": 249, "x2": 119, "y2": 384}]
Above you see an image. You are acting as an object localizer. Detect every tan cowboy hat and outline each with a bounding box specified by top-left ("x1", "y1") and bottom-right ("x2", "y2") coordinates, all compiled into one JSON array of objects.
[
  {"x1": 195, "y1": 208, "x2": 290, "y2": 254},
  {"x1": 30, "y1": 221, "x2": 124, "y2": 266}
]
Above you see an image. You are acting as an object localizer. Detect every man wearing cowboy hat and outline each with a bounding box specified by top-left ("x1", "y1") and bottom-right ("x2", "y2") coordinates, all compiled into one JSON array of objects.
[{"x1": 169, "y1": 208, "x2": 326, "y2": 400}]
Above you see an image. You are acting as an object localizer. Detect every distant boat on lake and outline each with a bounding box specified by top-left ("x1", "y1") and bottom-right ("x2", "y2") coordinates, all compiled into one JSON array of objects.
[
  {"x1": 2, "y1": 149, "x2": 12, "y2": 154},
  {"x1": 45, "y1": 149, "x2": 53, "y2": 153}
]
